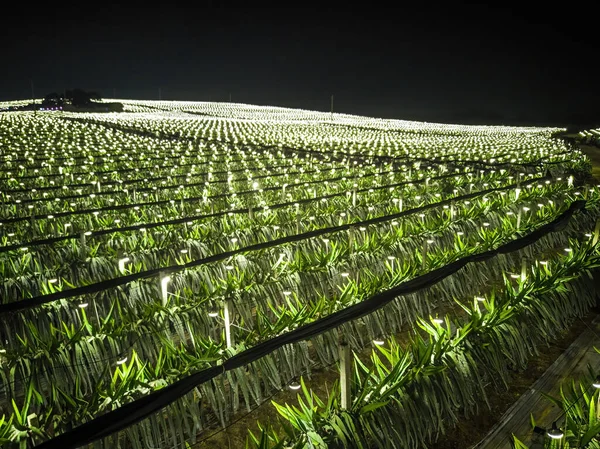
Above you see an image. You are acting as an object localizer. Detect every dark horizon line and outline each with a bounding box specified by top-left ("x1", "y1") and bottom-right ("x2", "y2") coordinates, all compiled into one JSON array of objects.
[{"x1": 3, "y1": 94, "x2": 598, "y2": 131}]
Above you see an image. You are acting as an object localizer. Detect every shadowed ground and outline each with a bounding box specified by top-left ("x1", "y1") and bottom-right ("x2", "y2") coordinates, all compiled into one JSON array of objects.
[
  {"x1": 471, "y1": 136, "x2": 600, "y2": 449},
  {"x1": 474, "y1": 315, "x2": 600, "y2": 449}
]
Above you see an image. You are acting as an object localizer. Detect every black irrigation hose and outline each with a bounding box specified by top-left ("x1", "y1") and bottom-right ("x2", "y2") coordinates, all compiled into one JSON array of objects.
[
  {"x1": 58, "y1": 116, "x2": 580, "y2": 210},
  {"x1": 66, "y1": 114, "x2": 535, "y2": 175},
  {"x1": 317, "y1": 119, "x2": 576, "y2": 170},
  {"x1": 60, "y1": 116, "x2": 350, "y2": 165},
  {"x1": 0, "y1": 152, "x2": 285, "y2": 181},
  {"x1": 0, "y1": 144, "x2": 310, "y2": 173},
  {"x1": 0, "y1": 150, "x2": 196, "y2": 174},
  {"x1": 0, "y1": 160, "x2": 315, "y2": 195},
  {"x1": 0, "y1": 152, "x2": 193, "y2": 170},
  {"x1": 0, "y1": 161, "x2": 389, "y2": 224},
  {"x1": 372, "y1": 150, "x2": 574, "y2": 171},
  {"x1": 259, "y1": 120, "x2": 571, "y2": 171},
  {"x1": 0, "y1": 168, "x2": 473, "y2": 252},
  {"x1": 0, "y1": 141, "x2": 341, "y2": 189},
  {"x1": 0, "y1": 179, "x2": 561, "y2": 386},
  {"x1": 0, "y1": 164, "x2": 328, "y2": 206},
  {"x1": 0, "y1": 175, "x2": 548, "y2": 314},
  {"x1": 32, "y1": 199, "x2": 587, "y2": 449}
]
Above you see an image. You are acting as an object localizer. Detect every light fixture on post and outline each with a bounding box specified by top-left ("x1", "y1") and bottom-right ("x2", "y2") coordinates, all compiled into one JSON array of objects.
[
  {"x1": 387, "y1": 255, "x2": 396, "y2": 272},
  {"x1": 160, "y1": 275, "x2": 171, "y2": 306},
  {"x1": 288, "y1": 380, "x2": 301, "y2": 390},
  {"x1": 347, "y1": 226, "x2": 355, "y2": 252},
  {"x1": 80, "y1": 231, "x2": 92, "y2": 257},
  {"x1": 422, "y1": 239, "x2": 434, "y2": 271},
  {"x1": 546, "y1": 421, "x2": 563, "y2": 440},
  {"x1": 594, "y1": 376, "x2": 600, "y2": 420},
  {"x1": 224, "y1": 299, "x2": 234, "y2": 349},
  {"x1": 207, "y1": 299, "x2": 238, "y2": 349},
  {"x1": 372, "y1": 337, "x2": 385, "y2": 346},
  {"x1": 339, "y1": 341, "x2": 351, "y2": 409},
  {"x1": 296, "y1": 204, "x2": 302, "y2": 233},
  {"x1": 593, "y1": 219, "x2": 600, "y2": 246},
  {"x1": 118, "y1": 257, "x2": 130, "y2": 274},
  {"x1": 272, "y1": 252, "x2": 287, "y2": 272}
]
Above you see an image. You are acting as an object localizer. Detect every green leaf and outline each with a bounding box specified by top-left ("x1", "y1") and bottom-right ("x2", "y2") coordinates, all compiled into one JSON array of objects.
[
  {"x1": 580, "y1": 420, "x2": 600, "y2": 446},
  {"x1": 359, "y1": 401, "x2": 388, "y2": 414},
  {"x1": 511, "y1": 434, "x2": 530, "y2": 448}
]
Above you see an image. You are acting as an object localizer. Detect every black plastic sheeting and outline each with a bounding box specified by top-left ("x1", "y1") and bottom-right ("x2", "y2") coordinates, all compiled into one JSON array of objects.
[
  {"x1": 0, "y1": 176, "x2": 548, "y2": 314},
  {"x1": 0, "y1": 166, "x2": 368, "y2": 223},
  {"x1": 0, "y1": 168, "x2": 454, "y2": 250},
  {"x1": 33, "y1": 200, "x2": 586, "y2": 449}
]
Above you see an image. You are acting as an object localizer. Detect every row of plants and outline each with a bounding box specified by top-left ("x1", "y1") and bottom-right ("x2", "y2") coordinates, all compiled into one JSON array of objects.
[
  {"x1": 0, "y1": 164, "x2": 483, "y2": 247},
  {"x1": 0, "y1": 169, "x2": 545, "y2": 300},
  {"x1": 0, "y1": 188, "x2": 590, "y2": 448},
  {"x1": 1, "y1": 159, "x2": 359, "y2": 217},
  {"x1": 64, "y1": 180, "x2": 597, "y2": 449},
  {"x1": 579, "y1": 127, "x2": 600, "y2": 147},
  {"x1": 1, "y1": 175, "x2": 574, "y2": 354},
  {"x1": 245, "y1": 212, "x2": 600, "y2": 449},
  {"x1": 3, "y1": 110, "x2": 556, "y2": 186},
  {"x1": 1, "y1": 152, "x2": 358, "y2": 204},
  {"x1": 0, "y1": 103, "x2": 590, "y2": 449},
  {"x1": 513, "y1": 369, "x2": 600, "y2": 448},
  {"x1": 89, "y1": 102, "x2": 565, "y2": 165}
]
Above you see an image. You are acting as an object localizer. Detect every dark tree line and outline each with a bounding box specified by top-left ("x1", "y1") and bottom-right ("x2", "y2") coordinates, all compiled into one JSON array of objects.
[{"x1": 43, "y1": 89, "x2": 102, "y2": 107}]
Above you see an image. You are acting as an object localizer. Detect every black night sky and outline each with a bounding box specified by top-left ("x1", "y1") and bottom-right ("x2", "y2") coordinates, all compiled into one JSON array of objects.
[{"x1": 2, "y1": 4, "x2": 598, "y2": 128}]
